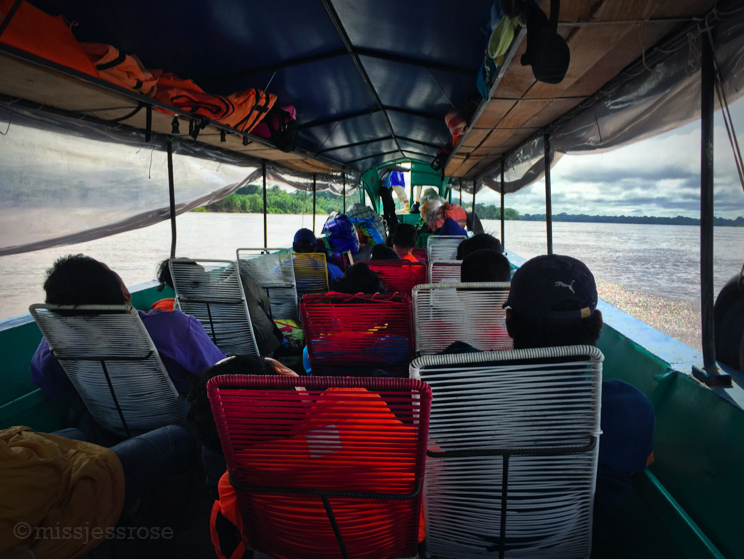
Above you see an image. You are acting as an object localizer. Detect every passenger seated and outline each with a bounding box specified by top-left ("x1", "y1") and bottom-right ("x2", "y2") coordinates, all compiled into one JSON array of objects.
[
  {"x1": 456, "y1": 232, "x2": 502, "y2": 259},
  {"x1": 370, "y1": 244, "x2": 400, "y2": 261},
  {"x1": 330, "y1": 262, "x2": 386, "y2": 294},
  {"x1": 461, "y1": 249, "x2": 511, "y2": 282},
  {"x1": 502, "y1": 254, "x2": 655, "y2": 550},
  {"x1": 293, "y1": 228, "x2": 343, "y2": 283},
  {"x1": 30, "y1": 255, "x2": 226, "y2": 415},
  {"x1": 392, "y1": 223, "x2": 419, "y2": 263},
  {"x1": 152, "y1": 258, "x2": 177, "y2": 310},
  {"x1": 187, "y1": 355, "x2": 426, "y2": 558},
  {"x1": 0, "y1": 424, "x2": 196, "y2": 558}
]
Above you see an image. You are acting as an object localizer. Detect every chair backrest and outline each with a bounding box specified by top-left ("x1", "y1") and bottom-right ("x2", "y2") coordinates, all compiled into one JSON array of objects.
[
  {"x1": 367, "y1": 260, "x2": 428, "y2": 297},
  {"x1": 236, "y1": 248, "x2": 299, "y2": 321},
  {"x1": 413, "y1": 282, "x2": 512, "y2": 356},
  {"x1": 411, "y1": 248, "x2": 428, "y2": 266},
  {"x1": 426, "y1": 235, "x2": 467, "y2": 262},
  {"x1": 292, "y1": 253, "x2": 330, "y2": 298},
  {"x1": 29, "y1": 304, "x2": 184, "y2": 437},
  {"x1": 208, "y1": 375, "x2": 432, "y2": 559},
  {"x1": 300, "y1": 292, "x2": 414, "y2": 377},
  {"x1": 429, "y1": 259, "x2": 462, "y2": 284},
  {"x1": 169, "y1": 258, "x2": 259, "y2": 356},
  {"x1": 410, "y1": 345, "x2": 603, "y2": 559}
]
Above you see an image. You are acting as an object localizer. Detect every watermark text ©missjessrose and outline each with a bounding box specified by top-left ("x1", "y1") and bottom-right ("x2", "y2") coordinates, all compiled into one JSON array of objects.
[{"x1": 13, "y1": 523, "x2": 173, "y2": 545}]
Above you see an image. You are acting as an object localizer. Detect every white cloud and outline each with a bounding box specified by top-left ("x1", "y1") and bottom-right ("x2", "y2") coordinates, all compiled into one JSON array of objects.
[{"x1": 476, "y1": 96, "x2": 744, "y2": 218}]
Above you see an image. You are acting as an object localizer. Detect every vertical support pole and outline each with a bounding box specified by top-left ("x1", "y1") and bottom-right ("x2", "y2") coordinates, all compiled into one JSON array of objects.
[
  {"x1": 501, "y1": 159, "x2": 506, "y2": 251},
  {"x1": 342, "y1": 174, "x2": 346, "y2": 214},
  {"x1": 312, "y1": 174, "x2": 317, "y2": 233},
  {"x1": 459, "y1": 182, "x2": 462, "y2": 206},
  {"x1": 472, "y1": 180, "x2": 476, "y2": 215},
  {"x1": 167, "y1": 141, "x2": 177, "y2": 259},
  {"x1": 262, "y1": 161, "x2": 268, "y2": 249},
  {"x1": 544, "y1": 134, "x2": 553, "y2": 255},
  {"x1": 700, "y1": 35, "x2": 717, "y2": 375}
]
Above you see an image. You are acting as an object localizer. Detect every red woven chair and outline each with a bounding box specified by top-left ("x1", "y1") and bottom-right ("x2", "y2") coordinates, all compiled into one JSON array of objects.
[
  {"x1": 300, "y1": 292, "x2": 414, "y2": 377},
  {"x1": 411, "y1": 248, "x2": 428, "y2": 266},
  {"x1": 367, "y1": 261, "x2": 428, "y2": 297},
  {"x1": 208, "y1": 375, "x2": 432, "y2": 559}
]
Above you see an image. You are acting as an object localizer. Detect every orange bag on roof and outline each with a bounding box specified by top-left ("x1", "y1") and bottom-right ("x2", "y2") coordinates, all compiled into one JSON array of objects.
[
  {"x1": 0, "y1": 0, "x2": 98, "y2": 77},
  {"x1": 82, "y1": 43, "x2": 159, "y2": 96},
  {"x1": 154, "y1": 73, "x2": 277, "y2": 133}
]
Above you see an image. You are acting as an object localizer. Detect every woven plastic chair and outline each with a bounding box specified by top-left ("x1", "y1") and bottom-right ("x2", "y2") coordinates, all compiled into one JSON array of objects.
[
  {"x1": 29, "y1": 304, "x2": 184, "y2": 438},
  {"x1": 367, "y1": 260, "x2": 428, "y2": 297},
  {"x1": 169, "y1": 258, "x2": 259, "y2": 356},
  {"x1": 410, "y1": 345, "x2": 603, "y2": 559},
  {"x1": 429, "y1": 260, "x2": 462, "y2": 284},
  {"x1": 426, "y1": 235, "x2": 467, "y2": 263},
  {"x1": 236, "y1": 248, "x2": 299, "y2": 321},
  {"x1": 293, "y1": 253, "x2": 330, "y2": 298},
  {"x1": 413, "y1": 282, "x2": 512, "y2": 356},
  {"x1": 208, "y1": 375, "x2": 432, "y2": 559},
  {"x1": 300, "y1": 292, "x2": 414, "y2": 377}
]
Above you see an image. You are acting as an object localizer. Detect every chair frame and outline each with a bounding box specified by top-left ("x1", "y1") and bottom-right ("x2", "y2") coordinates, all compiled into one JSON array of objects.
[
  {"x1": 208, "y1": 374, "x2": 432, "y2": 559},
  {"x1": 426, "y1": 235, "x2": 467, "y2": 262},
  {"x1": 412, "y1": 281, "x2": 511, "y2": 356},
  {"x1": 428, "y1": 259, "x2": 462, "y2": 284},
  {"x1": 366, "y1": 259, "x2": 428, "y2": 297},
  {"x1": 29, "y1": 304, "x2": 183, "y2": 438},
  {"x1": 410, "y1": 345, "x2": 603, "y2": 559},
  {"x1": 236, "y1": 247, "x2": 299, "y2": 321},
  {"x1": 169, "y1": 258, "x2": 259, "y2": 356}
]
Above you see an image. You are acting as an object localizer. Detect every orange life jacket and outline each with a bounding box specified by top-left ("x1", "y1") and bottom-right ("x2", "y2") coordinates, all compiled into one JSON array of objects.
[
  {"x1": 429, "y1": 202, "x2": 468, "y2": 232},
  {"x1": 209, "y1": 388, "x2": 426, "y2": 558},
  {"x1": 154, "y1": 73, "x2": 277, "y2": 133},
  {"x1": 81, "y1": 43, "x2": 159, "y2": 96},
  {"x1": 0, "y1": 0, "x2": 99, "y2": 77},
  {"x1": 150, "y1": 298, "x2": 175, "y2": 311}
]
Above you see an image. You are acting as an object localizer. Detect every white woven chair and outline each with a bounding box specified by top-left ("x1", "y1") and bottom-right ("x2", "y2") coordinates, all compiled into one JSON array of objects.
[
  {"x1": 169, "y1": 258, "x2": 259, "y2": 356},
  {"x1": 29, "y1": 304, "x2": 184, "y2": 438},
  {"x1": 426, "y1": 235, "x2": 467, "y2": 263},
  {"x1": 236, "y1": 248, "x2": 299, "y2": 321},
  {"x1": 429, "y1": 259, "x2": 462, "y2": 284},
  {"x1": 292, "y1": 252, "x2": 330, "y2": 298},
  {"x1": 410, "y1": 345, "x2": 603, "y2": 559},
  {"x1": 413, "y1": 282, "x2": 512, "y2": 356}
]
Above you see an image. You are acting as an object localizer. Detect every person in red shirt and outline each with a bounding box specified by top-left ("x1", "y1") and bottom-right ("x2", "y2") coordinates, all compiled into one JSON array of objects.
[{"x1": 392, "y1": 223, "x2": 420, "y2": 262}]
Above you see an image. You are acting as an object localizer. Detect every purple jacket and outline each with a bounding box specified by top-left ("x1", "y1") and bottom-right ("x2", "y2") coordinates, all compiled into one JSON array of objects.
[{"x1": 30, "y1": 309, "x2": 226, "y2": 397}]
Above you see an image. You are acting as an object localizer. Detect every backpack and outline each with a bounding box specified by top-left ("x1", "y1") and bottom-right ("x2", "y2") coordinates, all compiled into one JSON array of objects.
[
  {"x1": 520, "y1": 0, "x2": 570, "y2": 84},
  {"x1": 428, "y1": 203, "x2": 468, "y2": 232},
  {"x1": 444, "y1": 101, "x2": 477, "y2": 147},
  {"x1": 322, "y1": 214, "x2": 360, "y2": 254},
  {"x1": 253, "y1": 106, "x2": 298, "y2": 152}
]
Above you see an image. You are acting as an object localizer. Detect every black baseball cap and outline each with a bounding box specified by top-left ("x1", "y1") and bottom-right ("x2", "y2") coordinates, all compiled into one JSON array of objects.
[{"x1": 503, "y1": 254, "x2": 597, "y2": 320}]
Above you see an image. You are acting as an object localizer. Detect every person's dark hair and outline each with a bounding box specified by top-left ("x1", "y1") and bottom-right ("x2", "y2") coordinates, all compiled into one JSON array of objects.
[
  {"x1": 292, "y1": 242, "x2": 316, "y2": 254},
  {"x1": 456, "y1": 233, "x2": 502, "y2": 260},
  {"x1": 461, "y1": 249, "x2": 511, "y2": 283},
  {"x1": 507, "y1": 308, "x2": 603, "y2": 350},
  {"x1": 370, "y1": 244, "x2": 400, "y2": 261},
  {"x1": 187, "y1": 355, "x2": 276, "y2": 454},
  {"x1": 331, "y1": 262, "x2": 385, "y2": 294},
  {"x1": 44, "y1": 254, "x2": 125, "y2": 305},
  {"x1": 156, "y1": 259, "x2": 174, "y2": 292},
  {"x1": 393, "y1": 223, "x2": 417, "y2": 249}
]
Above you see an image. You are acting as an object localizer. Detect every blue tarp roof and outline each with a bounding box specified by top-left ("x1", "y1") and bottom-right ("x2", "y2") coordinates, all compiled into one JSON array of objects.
[{"x1": 32, "y1": 0, "x2": 493, "y2": 171}]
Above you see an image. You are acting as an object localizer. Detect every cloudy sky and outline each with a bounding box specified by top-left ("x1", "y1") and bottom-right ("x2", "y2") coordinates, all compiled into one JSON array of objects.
[{"x1": 475, "y1": 96, "x2": 744, "y2": 219}]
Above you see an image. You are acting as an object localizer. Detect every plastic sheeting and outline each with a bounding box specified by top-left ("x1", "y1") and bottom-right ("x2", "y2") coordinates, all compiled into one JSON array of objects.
[
  {"x1": 266, "y1": 164, "x2": 358, "y2": 197},
  {"x1": 480, "y1": 3, "x2": 744, "y2": 195},
  {"x1": 0, "y1": 102, "x2": 359, "y2": 256}
]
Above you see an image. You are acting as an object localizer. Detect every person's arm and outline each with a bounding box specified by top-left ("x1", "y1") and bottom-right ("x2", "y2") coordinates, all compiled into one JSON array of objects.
[{"x1": 30, "y1": 338, "x2": 76, "y2": 398}]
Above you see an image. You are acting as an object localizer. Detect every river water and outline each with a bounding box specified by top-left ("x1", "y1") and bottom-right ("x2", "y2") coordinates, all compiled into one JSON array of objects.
[{"x1": 1, "y1": 213, "x2": 742, "y2": 349}]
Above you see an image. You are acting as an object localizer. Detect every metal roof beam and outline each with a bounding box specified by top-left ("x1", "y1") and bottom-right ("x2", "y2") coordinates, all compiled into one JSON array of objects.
[
  {"x1": 347, "y1": 149, "x2": 402, "y2": 164},
  {"x1": 319, "y1": 0, "x2": 404, "y2": 159},
  {"x1": 298, "y1": 108, "x2": 383, "y2": 130},
  {"x1": 317, "y1": 135, "x2": 395, "y2": 154},
  {"x1": 354, "y1": 47, "x2": 474, "y2": 76},
  {"x1": 199, "y1": 49, "x2": 348, "y2": 84}
]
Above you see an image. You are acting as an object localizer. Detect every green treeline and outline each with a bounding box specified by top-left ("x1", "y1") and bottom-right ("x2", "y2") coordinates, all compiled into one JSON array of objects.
[
  {"x1": 520, "y1": 212, "x2": 744, "y2": 227},
  {"x1": 460, "y1": 203, "x2": 521, "y2": 220},
  {"x1": 194, "y1": 184, "x2": 346, "y2": 215}
]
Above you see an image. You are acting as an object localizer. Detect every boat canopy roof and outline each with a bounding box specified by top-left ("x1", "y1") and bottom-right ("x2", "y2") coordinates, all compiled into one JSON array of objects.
[{"x1": 0, "y1": 0, "x2": 743, "y2": 254}]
